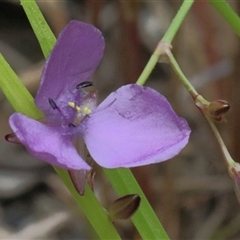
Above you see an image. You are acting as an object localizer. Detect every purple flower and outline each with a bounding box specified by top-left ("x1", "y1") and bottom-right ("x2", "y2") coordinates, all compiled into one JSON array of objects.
[{"x1": 9, "y1": 21, "x2": 191, "y2": 171}]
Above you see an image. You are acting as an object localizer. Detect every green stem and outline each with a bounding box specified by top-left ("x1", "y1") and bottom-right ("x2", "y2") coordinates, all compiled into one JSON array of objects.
[
  {"x1": 203, "y1": 115, "x2": 235, "y2": 166},
  {"x1": 161, "y1": 0, "x2": 194, "y2": 43},
  {"x1": 167, "y1": 51, "x2": 198, "y2": 98},
  {"x1": 54, "y1": 168, "x2": 121, "y2": 239},
  {"x1": 104, "y1": 168, "x2": 169, "y2": 239},
  {"x1": 136, "y1": 0, "x2": 194, "y2": 86},
  {"x1": 136, "y1": 49, "x2": 161, "y2": 86},
  {"x1": 167, "y1": 51, "x2": 235, "y2": 168},
  {"x1": 209, "y1": 0, "x2": 240, "y2": 37}
]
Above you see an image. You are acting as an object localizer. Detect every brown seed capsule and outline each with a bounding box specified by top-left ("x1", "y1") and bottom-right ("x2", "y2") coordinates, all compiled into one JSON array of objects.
[
  {"x1": 208, "y1": 100, "x2": 230, "y2": 118},
  {"x1": 195, "y1": 96, "x2": 230, "y2": 122},
  {"x1": 108, "y1": 194, "x2": 141, "y2": 221}
]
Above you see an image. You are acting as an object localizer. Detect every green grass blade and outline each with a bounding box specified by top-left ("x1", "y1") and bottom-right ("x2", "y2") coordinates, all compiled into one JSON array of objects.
[
  {"x1": 0, "y1": 54, "x2": 43, "y2": 119},
  {"x1": 104, "y1": 168, "x2": 169, "y2": 239},
  {"x1": 20, "y1": 0, "x2": 56, "y2": 58},
  {"x1": 209, "y1": 0, "x2": 240, "y2": 37}
]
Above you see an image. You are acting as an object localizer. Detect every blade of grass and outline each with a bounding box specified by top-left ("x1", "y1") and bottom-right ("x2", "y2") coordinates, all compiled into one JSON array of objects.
[
  {"x1": 209, "y1": 0, "x2": 240, "y2": 37},
  {"x1": 0, "y1": 54, "x2": 43, "y2": 119},
  {"x1": 104, "y1": 168, "x2": 169, "y2": 239},
  {"x1": 54, "y1": 168, "x2": 121, "y2": 240},
  {"x1": 20, "y1": 0, "x2": 56, "y2": 58}
]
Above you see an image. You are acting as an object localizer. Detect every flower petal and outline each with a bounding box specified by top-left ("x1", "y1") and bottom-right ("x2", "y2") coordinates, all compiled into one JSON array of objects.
[
  {"x1": 35, "y1": 20, "x2": 105, "y2": 113},
  {"x1": 9, "y1": 113, "x2": 91, "y2": 170},
  {"x1": 82, "y1": 84, "x2": 191, "y2": 168}
]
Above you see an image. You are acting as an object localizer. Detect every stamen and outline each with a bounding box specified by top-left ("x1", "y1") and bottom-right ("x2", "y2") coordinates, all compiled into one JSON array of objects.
[
  {"x1": 83, "y1": 107, "x2": 91, "y2": 115},
  {"x1": 68, "y1": 101, "x2": 81, "y2": 114},
  {"x1": 68, "y1": 123, "x2": 76, "y2": 128},
  {"x1": 48, "y1": 98, "x2": 58, "y2": 109},
  {"x1": 68, "y1": 101, "x2": 76, "y2": 109},
  {"x1": 76, "y1": 81, "x2": 93, "y2": 89},
  {"x1": 76, "y1": 106, "x2": 81, "y2": 113}
]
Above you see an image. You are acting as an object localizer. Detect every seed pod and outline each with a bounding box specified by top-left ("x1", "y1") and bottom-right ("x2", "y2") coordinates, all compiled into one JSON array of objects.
[
  {"x1": 208, "y1": 100, "x2": 230, "y2": 120},
  {"x1": 108, "y1": 194, "x2": 141, "y2": 221}
]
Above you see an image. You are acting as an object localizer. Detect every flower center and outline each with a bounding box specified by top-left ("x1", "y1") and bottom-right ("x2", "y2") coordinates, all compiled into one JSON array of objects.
[
  {"x1": 47, "y1": 81, "x2": 98, "y2": 129},
  {"x1": 67, "y1": 101, "x2": 92, "y2": 126}
]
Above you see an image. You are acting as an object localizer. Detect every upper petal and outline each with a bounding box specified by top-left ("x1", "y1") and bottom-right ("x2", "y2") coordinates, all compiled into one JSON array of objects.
[
  {"x1": 82, "y1": 84, "x2": 191, "y2": 168},
  {"x1": 35, "y1": 20, "x2": 105, "y2": 113},
  {"x1": 9, "y1": 113, "x2": 90, "y2": 170}
]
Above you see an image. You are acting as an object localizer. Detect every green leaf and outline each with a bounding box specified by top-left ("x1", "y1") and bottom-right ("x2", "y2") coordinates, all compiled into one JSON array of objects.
[
  {"x1": 104, "y1": 168, "x2": 169, "y2": 239},
  {"x1": 209, "y1": 0, "x2": 240, "y2": 37},
  {"x1": 0, "y1": 54, "x2": 43, "y2": 119},
  {"x1": 20, "y1": 0, "x2": 56, "y2": 58}
]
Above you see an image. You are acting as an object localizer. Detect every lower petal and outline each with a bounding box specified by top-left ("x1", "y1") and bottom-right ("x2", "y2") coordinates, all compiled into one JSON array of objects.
[
  {"x1": 9, "y1": 113, "x2": 90, "y2": 170},
  {"x1": 82, "y1": 84, "x2": 191, "y2": 168}
]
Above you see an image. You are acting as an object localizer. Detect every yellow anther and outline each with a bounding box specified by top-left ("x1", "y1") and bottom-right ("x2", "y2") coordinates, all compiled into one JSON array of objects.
[
  {"x1": 76, "y1": 106, "x2": 81, "y2": 113},
  {"x1": 68, "y1": 101, "x2": 75, "y2": 108},
  {"x1": 83, "y1": 107, "x2": 91, "y2": 115}
]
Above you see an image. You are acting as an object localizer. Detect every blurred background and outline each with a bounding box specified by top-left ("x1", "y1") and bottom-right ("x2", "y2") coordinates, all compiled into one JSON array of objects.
[{"x1": 0, "y1": 0, "x2": 240, "y2": 239}]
